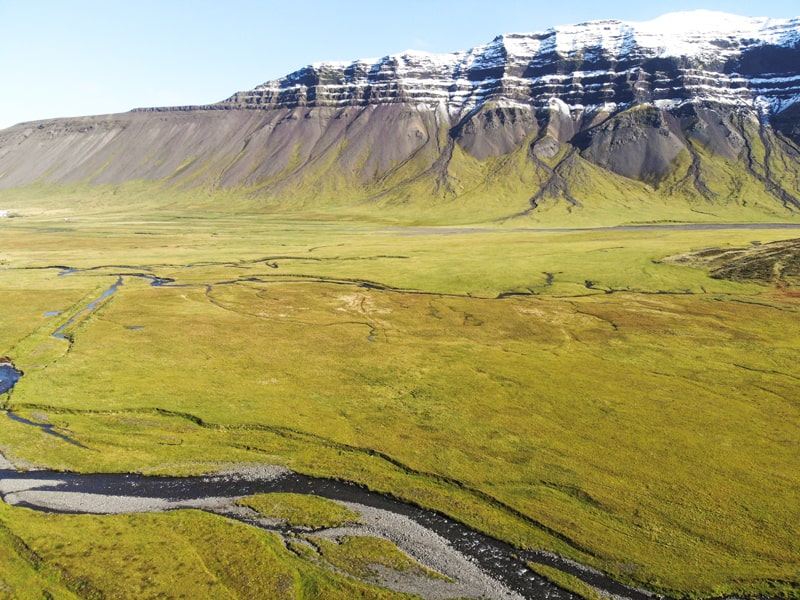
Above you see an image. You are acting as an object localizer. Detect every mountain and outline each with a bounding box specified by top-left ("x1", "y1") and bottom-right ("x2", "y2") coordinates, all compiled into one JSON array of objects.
[{"x1": 2, "y1": 10, "x2": 800, "y2": 223}]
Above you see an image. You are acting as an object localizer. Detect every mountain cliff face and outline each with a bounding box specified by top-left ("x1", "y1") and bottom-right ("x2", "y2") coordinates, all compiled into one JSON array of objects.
[{"x1": 2, "y1": 10, "x2": 800, "y2": 221}]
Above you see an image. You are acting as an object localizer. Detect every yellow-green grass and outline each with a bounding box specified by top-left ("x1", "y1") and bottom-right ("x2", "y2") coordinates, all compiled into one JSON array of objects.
[
  {"x1": 526, "y1": 562, "x2": 609, "y2": 600},
  {"x1": 0, "y1": 517, "x2": 81, "y2": 599},
  {"x1": 3, "y1": 207, "x2": 799, "y2": 297},
  {"x1": 237, "y1": 493, "x2": 360, "y2": 529},
  {"x1": 0, "y1": 270, "x2": 112, "y2": 402},
  {"x1": 311, "y1": 535, "x2": 450, "y2": 582},
  {"x1": 3, "y1": 151, "x2": 800, "y2": 228},
  {"x1": 0, "y1": 502, "x2": 415, "y2": 599},
  {"x1": 1, "y1": 209, "x2": 799, "y2": 598},
  {"x1": 6, "y1": 285, "x2": 797, "y2": 595}
]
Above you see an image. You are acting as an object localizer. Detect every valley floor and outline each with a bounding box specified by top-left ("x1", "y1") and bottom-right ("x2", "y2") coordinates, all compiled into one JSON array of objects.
[{"x1": 0, "y1": 209, "x2": 798, "y2": 599}]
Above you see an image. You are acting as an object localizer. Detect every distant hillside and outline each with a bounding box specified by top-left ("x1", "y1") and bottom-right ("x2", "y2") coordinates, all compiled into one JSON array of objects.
[{"x1": 2, "y1": 10, "x2": 800, "y2": 223}]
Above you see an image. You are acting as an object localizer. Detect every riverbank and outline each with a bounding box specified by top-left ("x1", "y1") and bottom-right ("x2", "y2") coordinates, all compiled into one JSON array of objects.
[
  {"x1": 0, "y1": 451, "x2": 534, "y2": 599},
  {"x1": 1, "y1": 448, "x2": 646, "y2": 599}
]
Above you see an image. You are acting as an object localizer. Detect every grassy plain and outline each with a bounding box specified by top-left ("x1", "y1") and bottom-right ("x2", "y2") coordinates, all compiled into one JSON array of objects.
[{"x1": 0, "y1": 192, "x2": 799, "y2": 598}]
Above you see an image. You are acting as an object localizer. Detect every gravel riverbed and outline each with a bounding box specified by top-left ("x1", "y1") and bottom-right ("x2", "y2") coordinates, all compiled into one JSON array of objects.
[{"x1": 0, "y1": 450, "x2": 534, "y2": 599}]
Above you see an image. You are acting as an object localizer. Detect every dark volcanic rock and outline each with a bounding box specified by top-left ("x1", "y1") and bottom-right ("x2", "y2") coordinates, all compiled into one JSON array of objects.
[
  {"x1": 572, "y1": 106, "x2": 687, "y2": 181},
  {"x1": 451, "y1": 106, "x2": 539, "y2": 160},
  {"x1": 669, "y1": 238, "x2": 800, "y2": 286},
  {"x1": 772, "y1": 103, "x2": 800, "y2": 145}
]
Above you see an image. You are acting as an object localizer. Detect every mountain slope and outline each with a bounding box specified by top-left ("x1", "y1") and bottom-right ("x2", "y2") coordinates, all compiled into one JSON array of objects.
[{"x1": 2, "y1": 10, "x2": 800, "y2": 223}]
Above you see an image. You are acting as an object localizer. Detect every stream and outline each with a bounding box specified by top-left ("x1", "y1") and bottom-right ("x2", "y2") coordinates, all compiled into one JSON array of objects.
[
  {"x1": 52, "y1": 276, "x2": 123, "y2": 340},
  {"x1": 0, "y1": 372, "x2": 652, "y2": 598},
  {"x1": 0, "y1": 457, "x2": 659, "y2": 600}
]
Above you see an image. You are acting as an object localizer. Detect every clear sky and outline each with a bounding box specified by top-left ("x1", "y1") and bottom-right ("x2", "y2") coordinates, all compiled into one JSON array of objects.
[{"x1": 1, "y1": 0, "x2": 798, "y2": 130}]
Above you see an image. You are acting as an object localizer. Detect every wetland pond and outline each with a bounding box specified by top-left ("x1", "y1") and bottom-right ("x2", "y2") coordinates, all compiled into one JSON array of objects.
[{"x1": 0, "y1": 362, "x2": 22, "y2": 395}]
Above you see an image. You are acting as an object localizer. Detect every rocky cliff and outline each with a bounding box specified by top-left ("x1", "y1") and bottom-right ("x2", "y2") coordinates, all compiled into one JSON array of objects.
[{"x1": 2, "y1": 10, "x2": 800, "y2": 221}]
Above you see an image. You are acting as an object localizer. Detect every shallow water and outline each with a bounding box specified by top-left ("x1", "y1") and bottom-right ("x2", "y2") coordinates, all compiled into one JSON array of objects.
[
  {"x1": 0, "y1": 461, "x2": 664, "y2": 600},
  {"x1": 52, "y1": 276, "x2": 123, "y2": 340},
  {"x1": 0, "y1": 364, "x2": 22, "y2": 395}
]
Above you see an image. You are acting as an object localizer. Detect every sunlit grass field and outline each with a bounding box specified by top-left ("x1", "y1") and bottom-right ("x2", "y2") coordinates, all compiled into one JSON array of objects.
[
  {"x1": 0, "y1": 195, "x2": 799, "y2": 598},
  {"x1": 0, "y1": 502, "x2": 417, "y2": 600}
]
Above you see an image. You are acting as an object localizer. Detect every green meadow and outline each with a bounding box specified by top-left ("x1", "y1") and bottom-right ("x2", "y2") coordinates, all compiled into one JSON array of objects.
[{"x1": 0, "y1": 188, "x2": 799, "y2": 598}]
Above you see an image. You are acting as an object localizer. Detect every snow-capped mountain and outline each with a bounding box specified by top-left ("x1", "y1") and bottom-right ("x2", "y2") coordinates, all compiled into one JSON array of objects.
[
  {"x1": 1, "y1": 11, "x2": 799, "y2": 221},
  {"x1": 225, "y1": 11, "x2": 800, "y2": 118}
]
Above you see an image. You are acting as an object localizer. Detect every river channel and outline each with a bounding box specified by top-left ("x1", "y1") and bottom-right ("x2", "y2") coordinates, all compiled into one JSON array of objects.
[{"x1": 0, "y1": 452, "x2": 661, "y2": 600}]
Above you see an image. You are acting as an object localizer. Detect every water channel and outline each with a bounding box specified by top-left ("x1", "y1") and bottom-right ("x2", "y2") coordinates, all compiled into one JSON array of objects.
[
  {"x1": 0, "y1": 453, "x2": 661, "y2": 600},
  {"x1": 52, "y1": 276, "x2": 123, "y2": 340}
]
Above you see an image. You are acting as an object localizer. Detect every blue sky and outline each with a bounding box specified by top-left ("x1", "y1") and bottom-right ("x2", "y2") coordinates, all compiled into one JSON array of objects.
[{"x1": 1, "y1": 0, "x2": 798, "y2": 129}]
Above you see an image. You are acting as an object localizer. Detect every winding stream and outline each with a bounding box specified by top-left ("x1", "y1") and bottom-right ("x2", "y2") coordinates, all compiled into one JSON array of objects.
[
  {"x1": 0, "y1": 456, "x2": 660, "y2": 600},
  {"x1": 1, "y1": 364, "x2": 650, "y2": 598}
]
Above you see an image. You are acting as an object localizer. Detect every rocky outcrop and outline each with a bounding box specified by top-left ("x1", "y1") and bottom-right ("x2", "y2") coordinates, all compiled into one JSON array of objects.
[{"x1": 665, "y1": 238, "x2": 800, "y2": 286}]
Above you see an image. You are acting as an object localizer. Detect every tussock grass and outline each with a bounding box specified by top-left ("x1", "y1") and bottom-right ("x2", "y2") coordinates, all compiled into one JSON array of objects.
[
  {"x1": 237, "y1": 493, "x2": 360, "y2": 529},
  {"x1": 0, "y1": 517, "x2": 81, "y2": 599},
  {"x1": 0, "y1": 503, "x2": 413, "y2": 599}
]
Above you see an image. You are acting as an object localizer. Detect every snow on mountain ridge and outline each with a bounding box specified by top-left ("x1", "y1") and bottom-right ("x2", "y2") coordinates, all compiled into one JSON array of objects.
[
  {"x1": 295, "y1": 10, "x2": 800, "y2": 79},
  {"x1": 225, "y1": 11, "x2": 800, "y2": 117}
]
